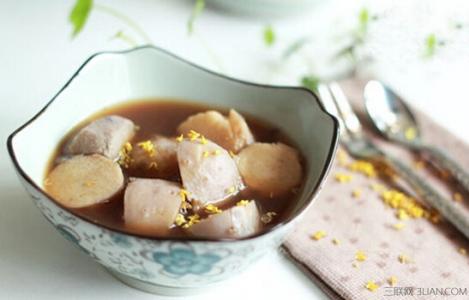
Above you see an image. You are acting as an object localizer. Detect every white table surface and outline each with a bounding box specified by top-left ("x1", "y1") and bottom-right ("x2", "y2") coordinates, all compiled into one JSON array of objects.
[{"x1": 1, "y1": 1, "x2": 468, "y2": 299}]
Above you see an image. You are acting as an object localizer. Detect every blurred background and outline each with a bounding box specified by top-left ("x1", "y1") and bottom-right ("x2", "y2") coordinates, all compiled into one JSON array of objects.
[{"x1": 2, "y1": 0, "x2": 469, "y2": 141}]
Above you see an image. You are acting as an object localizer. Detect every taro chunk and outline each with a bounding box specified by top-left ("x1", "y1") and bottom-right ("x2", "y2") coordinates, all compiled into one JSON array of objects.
[
  {"x1": 177, "y1": 109, "x2": 254, "y2": 152},
  {"x1": 188, "y1": 201, "x2": 261, "y2": 239},
  {"x1": 178, "y1": 111, "x2": 232, "y2": 150},
  {"x1": 228, "y1": 109, "x2": 255, "y2": 152},
  {"x1": 65, "y1": 115, "x2": 135, "y2": 159},
  {"x1": 178, "y1": 140, "x2": 243, "y2": 209},
  {"x1": 237, "y1": 143, "x2": 302, "y2": 196},
  {"x1": 130, "y1": 135, "x2": 178, "y2": 176},
  {"x1": 45, "y1": 154, "x2": 124, "y2": 208},
  {"x1": 124, "y1": 178, "x2": 181, "y2": 235}
]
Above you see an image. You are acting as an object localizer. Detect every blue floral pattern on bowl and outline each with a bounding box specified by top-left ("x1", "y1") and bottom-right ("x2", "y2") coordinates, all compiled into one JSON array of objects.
[
  {"x1": 153, "y1": 248, "x2": 221, "y2": 276},
  {"x1": 26, "y1": 186, "x2": 285, "y2": 292}
]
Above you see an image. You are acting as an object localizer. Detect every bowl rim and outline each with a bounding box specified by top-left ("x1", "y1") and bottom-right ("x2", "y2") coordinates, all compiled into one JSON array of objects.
[{"x1": 6, "y1": 45, "x2": 339, "y2": 243}]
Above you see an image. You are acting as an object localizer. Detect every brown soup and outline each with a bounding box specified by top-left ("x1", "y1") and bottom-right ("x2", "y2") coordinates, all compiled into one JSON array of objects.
[{"x1": 45, "y1": 100, "x2": 305, "y2": 239}]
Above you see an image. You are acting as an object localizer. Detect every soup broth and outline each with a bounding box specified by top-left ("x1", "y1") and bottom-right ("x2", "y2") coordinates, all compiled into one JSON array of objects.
[{"x1": 45, "y1": 100, "x2": 305, "y2": 239}]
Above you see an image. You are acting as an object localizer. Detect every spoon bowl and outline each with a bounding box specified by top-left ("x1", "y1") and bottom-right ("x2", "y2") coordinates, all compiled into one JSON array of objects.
[
  {"x1": 364, "y1": 80, "x2": 421, "y2": 146},
  {"x1": 364, "y1": 79, "x2": 469, "y2": 206}
]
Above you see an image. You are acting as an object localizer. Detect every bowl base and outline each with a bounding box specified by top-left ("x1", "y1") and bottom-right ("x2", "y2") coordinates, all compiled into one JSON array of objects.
[{"x1": 106, "y1": 268, "x2": 209, "y2": 296}]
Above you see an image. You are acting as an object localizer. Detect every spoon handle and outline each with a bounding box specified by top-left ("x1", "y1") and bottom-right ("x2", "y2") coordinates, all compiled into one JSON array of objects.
[
  {"x1": 422, "y1": 145, "x2": 469, "y2": 193},
  {"x1": 383, "y1": 154, "x2": 469, "y2": 239}
]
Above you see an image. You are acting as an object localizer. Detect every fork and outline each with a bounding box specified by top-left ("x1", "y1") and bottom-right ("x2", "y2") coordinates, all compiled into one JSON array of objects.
[{"x1": 318, "y1": 82, "x2": 469, "y2": 240}]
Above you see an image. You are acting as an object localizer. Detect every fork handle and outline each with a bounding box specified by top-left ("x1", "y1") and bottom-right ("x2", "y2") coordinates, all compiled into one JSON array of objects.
[
  {"x1": 421, "y1": 145, "x2": 469, "y2": 193},
  {"x1": 384, "y1": 154, "x2": 469, "y2": 239}
]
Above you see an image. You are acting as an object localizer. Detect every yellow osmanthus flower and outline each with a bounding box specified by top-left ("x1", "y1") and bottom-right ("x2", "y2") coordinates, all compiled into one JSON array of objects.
[
  {"x1": 409, "y1": 206, "x2": 424, "y2": 218},
  {"x1": 179, "y1": 189, "x2": 190, "y2": 203},
  {"x1": 352, "y1": 188, "x2": 362, "y2": 199},
  {"x1": 205, "y1": 204, "x2": 222, "y2": 214},
  {"x1": 338, "y1": 156, "x2": 436, "y2": 226},
  {"x1": 380, "y1": 189, "x2": 427, "y2": 220},
  {"x1": 123, "y1": 141, "x2": 133, "y2": 152},
  {"x1": 453, "y1": 192, "x2": 463, "y2": 202},
  {"x1": 311, "y1": 230, "x2": 327, "y2": 241},
  {"x1": 337, "y1": 149, "x2": 348, "y2": 166},
  {"x1": 176, "y1": 134, "x2": 184, "y2": 142},
  {"x1": 202, "y1": 149, "x2": 222, "y2": 158},
  {"x1": 355, "y1": 250, "x2": 367, "y2": 262},
  {"x1": 137, "y1": 140, "x2": 156, "y2": 157},
  {"x1": 181, "y1": 200, "x2": 192, "y2": 210},
  {"x1": 393, "y1": 222, "x2": 405, "y2": 231},
  {"x1": 188, "y1": 130, "x2": 201, "y2": 141},
  {"x1": 335, "y1": 173, "x2": 353, "y2": 183},
  {"x1": 388, "y1": 276, "x2": 398, "y2": 287},
  {"x1": 348, "y1": 160, "x2": 377, "y2": 177},
  {"x1": 365, "y1": 281, "x2": 379, "y2": 292},
  {"x1": 382, "y1": 190, "x2": 405, "y2": 208},
  {"x1": 397, "y1": 209, "x2": 409, "y2": 220},
  {"x1": 332, "y1": 238, "x2": 341, "y2": 245},
  {"x1": 236, "y1": 200, "x2": 250, "y2": 207},
  {"x1": 226, "y1": 186, "x2": 236, "y2": 194},
  {"x1": 199, "y1": 135, "x2": 208, "y2": 145},
  {"x1": 182, "y1": 214, "x2": 200, "y2": 228},
  {"x1": 398, "y1": 254, "x2": 411, "y2": 264},
  {"x1": 118, "y1": 142, "x2": 133, "y2": 168},
  {"x1": 174, "y1": 214, "x2": 186, "y2": 226},
  {"x1": 405, "y1": 127, "x2": 417, "y2": 140}
]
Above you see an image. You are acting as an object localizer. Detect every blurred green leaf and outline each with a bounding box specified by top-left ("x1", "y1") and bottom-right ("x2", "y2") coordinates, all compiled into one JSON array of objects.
[
  {"x1": 282, "y1": 37, "x2": 310, "y2": 59},
  {"x1": 187, "y1": 0, "x2": 205, "y2": 35},
  {"x1": 263, "y1": 25, "x2": 276, "y2": 46},
  {"x1": 358, "y1": 8, "x2": 369, "y2": 36},
  {"x1": 359, "y1": 8, "x2": 369, "y2": 28},
  {"x1": 301, "y1": 75, "x2": 320, "y2": 93},
  {"x1": 425, "y1": 33, "x2": 437, "y2": 57},
  {"x1": 69, "y1": 0, "x2": 93, "y2": 38}
]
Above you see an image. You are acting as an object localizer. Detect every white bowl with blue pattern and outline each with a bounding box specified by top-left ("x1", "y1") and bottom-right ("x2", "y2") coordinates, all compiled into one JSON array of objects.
[{"x1": 7, "y1": 46, "x2": 338, "y2": 296}]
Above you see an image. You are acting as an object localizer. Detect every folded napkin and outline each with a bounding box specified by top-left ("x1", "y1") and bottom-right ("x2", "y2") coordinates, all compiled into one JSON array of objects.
[{"x1": 283, "y1": 79, "x2": 469, "y2": 300}]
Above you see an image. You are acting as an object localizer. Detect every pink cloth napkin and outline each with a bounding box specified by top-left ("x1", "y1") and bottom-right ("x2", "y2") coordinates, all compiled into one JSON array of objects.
[{"x1": 283, "y1": 79, "x2": 469, "y2": 300}]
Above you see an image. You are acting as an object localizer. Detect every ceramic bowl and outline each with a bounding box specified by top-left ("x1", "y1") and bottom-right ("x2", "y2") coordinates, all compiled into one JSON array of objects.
[{"x1": 7, "y1": 46, "x2": 338, "y2": 296}]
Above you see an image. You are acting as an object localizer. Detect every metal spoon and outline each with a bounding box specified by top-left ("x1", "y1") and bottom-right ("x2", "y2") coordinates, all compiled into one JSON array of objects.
[{"x1": 364, "y1": 80, "x2": 469, "y2": 193}]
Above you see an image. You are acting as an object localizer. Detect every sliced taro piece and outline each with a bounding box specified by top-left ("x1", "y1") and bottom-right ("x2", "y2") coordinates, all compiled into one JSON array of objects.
[
  {"x1": 65, "y1": 115, "x2": 135, "y2": 159},
  {"x1": 187, "y1": 200, "x2": 261, "y2": 239},
  {"x1": 46, "y1": 154, "x2": 124, "y2": 208},
  {"x1": 236, "y1": 142, "x2": 302, "y2": 196},
  {"x1": 124, "y1": 178, "x2": 182, "y2": 235},
  {"x1": 178, "y1": 139, "x2": 243, "y2": 209}
]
